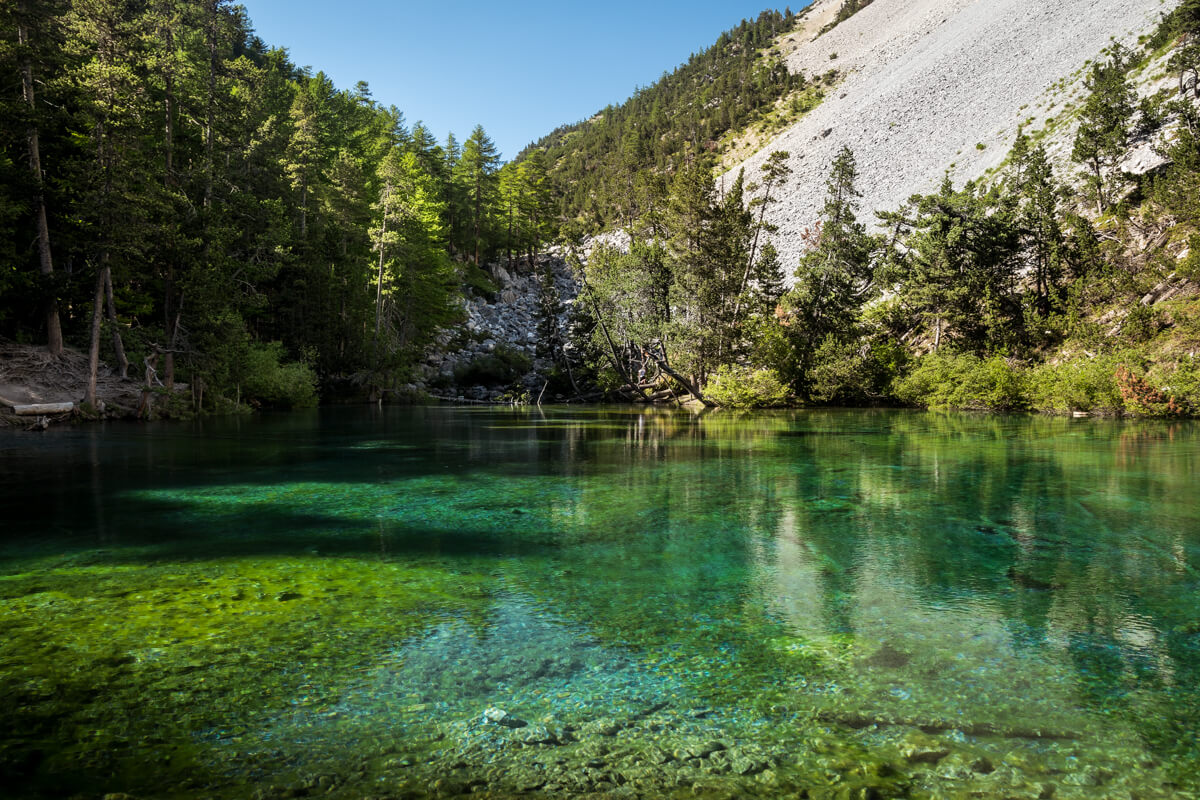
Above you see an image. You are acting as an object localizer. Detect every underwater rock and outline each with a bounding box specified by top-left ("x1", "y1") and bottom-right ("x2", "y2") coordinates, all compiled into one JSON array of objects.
[
  {"x1": 1062, "y1": 765, "x2": 1106, "y2": 786},
  {"x1": 1007, "y1": 567, "x2": 1060, "y2": 591},
  {"x1": 584, "y1": 717, "x2": 623, "y2": 737},
  {"x1": 864, "y1": 643, "x2": 911, "y2": 669},
  {"x1": 972, "y1": 756, "x2": 995, "y2": 774},
  {"x1": 518, "y1": 724, "x2": 558, "y2": 745},
  {"x1": 429, "y1": 777, "x2": 466, "y2": 796},
  {"x1": 900, "y1": 732, "x2": 951, "y2": 764},
  {"x1": 731, "y1": 755, "x2": 768, "y2": 775},
  {"x1": 482, "y1": 707, "x2": 527, "y2": 729}
]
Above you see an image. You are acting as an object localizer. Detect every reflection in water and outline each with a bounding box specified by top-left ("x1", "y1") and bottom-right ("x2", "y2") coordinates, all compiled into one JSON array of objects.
[{"x1": 0, "y1": 407, "x2": 1198, "y2": 798}]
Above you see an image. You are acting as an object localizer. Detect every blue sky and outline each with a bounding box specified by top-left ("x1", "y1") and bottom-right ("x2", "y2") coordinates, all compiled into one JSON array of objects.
[{"x1": 239, "y1": 1, "x2": 804, "y2": 160}]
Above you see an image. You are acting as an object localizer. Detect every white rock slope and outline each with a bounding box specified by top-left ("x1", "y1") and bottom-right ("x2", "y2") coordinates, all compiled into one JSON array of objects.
[{"x1": 734, "y1": 0, "x2": 1175, "y2": 267}]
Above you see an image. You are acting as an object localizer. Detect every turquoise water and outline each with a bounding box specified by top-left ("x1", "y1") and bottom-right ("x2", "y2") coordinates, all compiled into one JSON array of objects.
[{"x1": 1, "y1": 406, "x2": 1199, "y2": 799}]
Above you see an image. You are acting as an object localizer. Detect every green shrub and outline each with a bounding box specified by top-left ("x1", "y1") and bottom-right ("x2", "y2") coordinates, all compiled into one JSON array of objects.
[
  {"x1": 704, "y1": 365, "x2": 790, "y2": 408},
  {"x1": 1027, "y1": 354, "x2": 1124, "y2": 414},
  {"x1": 893, "y1": 351, "x2": 1026, "y2": 410},
  {"x1": 807, "y1": 335, "x2": 907, "y2": 405},
  {"x1": 236, "y1": 341, "x2": 319, "y2": 409},
  {"x1": 1119, "y1": 303, "x2": 1165, "y2": 344},
  {"x1": 1164, "y1": 355, "x2": 1200, "y2": 412},
  {"x1": 1178, "y1": 234, "x2": 1200, "y2": 280},
  {"x1": 459, "y1": 263, "x2": 499, "y2": 301},
  {"x1": 454, "y1": 345, "x2": 531, "y2": 387}
]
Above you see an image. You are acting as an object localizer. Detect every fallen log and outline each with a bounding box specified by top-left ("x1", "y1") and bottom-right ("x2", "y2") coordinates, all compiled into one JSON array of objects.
[{"x1": 12, "y1": 402, "x2": 74, "y2": 415}]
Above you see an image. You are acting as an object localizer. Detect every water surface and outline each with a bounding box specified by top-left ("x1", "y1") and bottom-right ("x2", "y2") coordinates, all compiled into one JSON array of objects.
[{"x1": 1, "y1": 406, "x2": 1199, "y2": 799}]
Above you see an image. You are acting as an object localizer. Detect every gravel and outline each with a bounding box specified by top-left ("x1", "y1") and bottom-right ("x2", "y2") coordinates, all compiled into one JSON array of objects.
[{"x1": 730, "y1": 0, "x2": 1174, "y2": 268}]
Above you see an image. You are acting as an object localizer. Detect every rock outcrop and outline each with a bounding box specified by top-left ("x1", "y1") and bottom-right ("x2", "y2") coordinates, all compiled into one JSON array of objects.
[{"x1": 419, "y1": 255, "x2": 578, "y2": 401}]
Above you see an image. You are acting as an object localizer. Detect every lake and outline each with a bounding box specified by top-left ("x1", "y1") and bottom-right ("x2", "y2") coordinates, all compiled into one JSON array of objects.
[{"x1": 1, "y1": 406, "x2": 1198, "y2": 799}]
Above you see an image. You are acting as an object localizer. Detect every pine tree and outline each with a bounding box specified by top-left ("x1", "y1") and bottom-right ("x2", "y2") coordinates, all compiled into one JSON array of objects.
[
  {"x1": 891, "y1": 177, "x2": 1021, "y2": 353},
  {"x1": 781, "y1": 146, "x2": 875, "y2": 394},
  {"x1": 456, "y1": 124, "x2": 500, "y2": 266},
  {"x1": 1071, "y1": 45, "x2": 1135, "y2": 213},
  {"x1": 1010, "y1": 129, "x2": 1065, "y2": 321},
  {"x1": 371, "y1": 149, "x2": 459, "y2": 373},
  {"x1": 7, "y1": 0, "x2": 67, "y2": 355}
]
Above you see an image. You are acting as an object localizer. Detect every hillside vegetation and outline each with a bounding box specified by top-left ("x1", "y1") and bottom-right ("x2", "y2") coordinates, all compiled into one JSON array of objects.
[
  {"x1": 550, "y1": 0, "x2": 1200, "y2": 417},
  {"x1": 518, "y1": 9, "x2": 815, "y2": 232}
]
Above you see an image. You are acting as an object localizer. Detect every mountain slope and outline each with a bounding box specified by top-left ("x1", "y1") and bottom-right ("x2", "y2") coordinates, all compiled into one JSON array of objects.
[{"x1": 733, "y1": 0, "x2": 1173, "y2": 266}]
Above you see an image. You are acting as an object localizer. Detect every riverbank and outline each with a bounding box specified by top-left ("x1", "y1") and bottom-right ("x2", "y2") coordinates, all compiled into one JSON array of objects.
[{"x1": 0, "y1": 343, "x2": 140, "y2": 427}]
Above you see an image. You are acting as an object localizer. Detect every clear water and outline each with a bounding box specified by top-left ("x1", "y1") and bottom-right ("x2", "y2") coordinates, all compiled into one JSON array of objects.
[{"x1": 1, "y1": 406, "x2": 1198, "y2": 799}]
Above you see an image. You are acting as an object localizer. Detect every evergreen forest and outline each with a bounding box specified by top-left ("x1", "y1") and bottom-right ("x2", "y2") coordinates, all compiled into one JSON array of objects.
[{"x1": 3, "y1": 0, "x2": 1200, "y2": 417}]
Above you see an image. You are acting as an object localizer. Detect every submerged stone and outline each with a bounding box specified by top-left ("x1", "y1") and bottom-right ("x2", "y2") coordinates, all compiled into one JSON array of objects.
[{"x1": 482, "y1": 707, "x2": 527, "y2": 729}]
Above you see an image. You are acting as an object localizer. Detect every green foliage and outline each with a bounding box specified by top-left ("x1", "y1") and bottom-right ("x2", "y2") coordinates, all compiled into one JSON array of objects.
[
  {"x1": 780, "y1": 146, "x2": 877, "y2": 395},
  {"x1": 1164, "y1": 355, "x2": 1200, "y2": 410},
  {"x1": 1120, "y1": 303, "x2": 1166, "y2": 344},
  {"x1": 0, "y1": 0, "x2": 498, "y2": 411},
  {"x1": 460, "y1": 263, "x2": 499, "y2": 300},
  {"x1": 882, "y1": 177, "x2": 1022, "y2": 354},
  {"x1": 893, "y1": 351, "x2": 1027, "y2": 411},
  {"x1": 1071, "y1": 45, "x2": 1136, "y2": 212},
  {"x1": 703, "y1": 364, "x2": 790, "y2": 408},
  {"x1": 454, "y1": 124, "x2": 501, "y2": 264},
  {"x1": 454, "y1": 345, "x2": 532, "y2": 388},
  {"x1": 807, "y1": 334, "x2": 907, "y2": 405},
  {"x1": 1179, "y1": 234, "x2": 1200, "y2": 279},
  {"x1": 237, "y1": 341, "x2": 319, "y2": 409},
  {"x1": 1026, "y1": 354, "x2": 1124, "y2": 414},
  {"x1": 516, "y1": 10, "x2": 802, "y2": 231}
]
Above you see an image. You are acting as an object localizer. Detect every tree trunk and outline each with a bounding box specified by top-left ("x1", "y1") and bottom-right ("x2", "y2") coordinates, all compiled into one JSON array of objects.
[
  {"x1": 506, "y1": 202, "x2": 513, "y2": 266},
  {"x1": 164, "y1": 299, "x2": 182, "y2": 388},
  {"x1": 731, "y1": 180, "x2": 775, "y2": 328},
  {"x1": 103, "y1": 265, "x2": 129, "y2": 378},
  {"x1": 642, "y1": 344, "x2": 713, "y2": 407},
  {"x1": 373, "y1": 184, "x2": 390, "y2": 368},
  {"x1": 86, "y1": 263, "x2": 107, "y2": 408},
  {"x1": 163, "y1": 18, "x2": 178, "y2": 387},
  {"x1": 17, "y1": 9, "x2": 64, "y2": 357},
  {"x1": 583, "y1": 281, "x2": 645, "y2": 398},
  {"x1": 474, "y1": 175, "x2": 482, "y2": 266},
  {"x1": 203, "y1": 0, "x2": 218, "y2": 211}
]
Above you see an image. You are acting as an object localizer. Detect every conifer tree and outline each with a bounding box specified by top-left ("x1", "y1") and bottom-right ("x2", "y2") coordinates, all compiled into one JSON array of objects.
[
  {"x1": 781, "y1": 146, "x2": 874, "y2": 393},
  {"x1": 1010, "y1": 129, "x2": 1065, "y2": 320},
  {"x1": 371, "y1": 149, "x2": 459, "y2": 372},
  {"x1": 7, "y1": 0, "x2": 67, "y2": 356},
  {"x1": 889, "y1": 177, "x2": 1020, "y2": 353},
  {"x1": 1071, "y1": 45, "x2": 1135, "y2": 213},
  {"x1": 456, "y1": 124, "x2": 500, "y2": 265}
]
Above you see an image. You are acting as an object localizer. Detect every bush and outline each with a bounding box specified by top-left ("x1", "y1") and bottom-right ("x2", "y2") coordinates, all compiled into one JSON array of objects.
[
  {"x1": 892, "y1": 351, "x2": 1027, "y2": 410},
  {"x1": 1027, "y1": 354, "x2": 1124, "y2": 414},
  {"x1": 1115, "y1": 364, "x2": 1185, "y2": 415},
  {"x1": 236, "y1": 341, "x2": 319, "y2": 409},
  {"x1": 1164, "y1": 355, "x2": 1200, "y2": 411},
  {"x1": 459, "y1": 263, "x2": 499, "y2": 301},
  {"x1": 704, "y1": 365, "x2": 790, "y2": 408},
  {"x1": 807, "y1": 335, "x2": 907, "y2": 405},
  {"x1": 454, "y1": 345, "x2": 532, "y2": 387}
]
